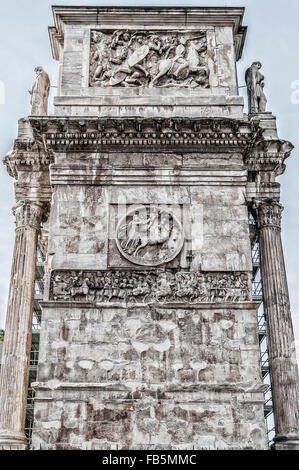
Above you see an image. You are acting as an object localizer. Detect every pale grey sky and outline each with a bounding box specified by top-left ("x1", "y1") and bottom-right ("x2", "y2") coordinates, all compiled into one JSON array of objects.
[{"x1": 0, "y1": 0, "x2": 298, "y2": 357}]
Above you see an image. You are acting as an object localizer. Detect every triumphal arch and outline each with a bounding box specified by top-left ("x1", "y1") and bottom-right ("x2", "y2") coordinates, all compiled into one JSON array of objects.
[{"x1": 0, "y1": 6, "x2": 298, "y2": 450}]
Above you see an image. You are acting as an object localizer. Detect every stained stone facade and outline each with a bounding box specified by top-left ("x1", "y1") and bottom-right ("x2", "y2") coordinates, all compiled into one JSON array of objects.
[{"x1": 0, "y1": 6, "x2": 299, "y2": 451}]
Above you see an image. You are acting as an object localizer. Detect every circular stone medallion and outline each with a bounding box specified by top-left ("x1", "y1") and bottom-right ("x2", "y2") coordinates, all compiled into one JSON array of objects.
[{"x1": 116, "y1": 206, "x2": 184, "y2": 266}]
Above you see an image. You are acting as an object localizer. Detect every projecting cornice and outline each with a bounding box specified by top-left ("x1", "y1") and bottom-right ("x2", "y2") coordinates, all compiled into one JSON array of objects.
[
  {"x1": 245, "y1": 139, "x2": 293, "y2": 176},
  {"x1": 3, "y1": 115, "x2": 293, "y2": 193},
  {"x1": 3, "y1": 144, "x2": 54, "y2": 179},
  {"x1": 29, "y1": 116, "x2": 253, "y2": 153},
  {"x1": 49, "y1": 6, "x2": 247, "y2": 61}
]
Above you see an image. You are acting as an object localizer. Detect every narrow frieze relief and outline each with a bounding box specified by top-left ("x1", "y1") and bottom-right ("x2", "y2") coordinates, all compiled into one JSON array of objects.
[
  {"x1": 89, "y1": 30, "x2": 209, "y2": 88},
  {"x1": 50, "y1": 270, "x2": 251, "y2": 304}
]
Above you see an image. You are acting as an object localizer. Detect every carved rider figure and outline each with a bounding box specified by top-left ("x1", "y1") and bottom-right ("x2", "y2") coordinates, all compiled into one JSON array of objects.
[
  {"x1": 29, "y1": 66, "x2": 50, "y2": 116},
  {"x1": 245, "y1": 61, "x2": 267, "y2": 113},
  {"x1": 89, "y1": 30, "x2": 209, "y2": 89}
]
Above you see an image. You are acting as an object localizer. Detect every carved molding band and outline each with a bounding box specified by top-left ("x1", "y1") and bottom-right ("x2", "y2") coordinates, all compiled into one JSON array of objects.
[
  {"x1": 245, "y1": 140, "x2": 293, "y2": 177},
  {"x1": 255, "y1": 201, "x2": 283, "y2": 230},
  {"x1": 4, "y1": 144, "x2": 54, "y2": 180},
  {"x1": 5, "y1": 117, "x2": 293, "y2": 185},
  {"x1": 89, "y1": 30, "x2": 209, "y2": 88},
  {"x1": 31, "y1": 116, "x2": 251, "y2": 135},
  {"x1": 50, "y1": 270, "x2": 251, "y2": 304},
  {"x1": 29, "y1": 117, "x2": 253, "y2": 152},
  {"x1": 13, "y1": 201, "x2": 45, "y2": 231}
]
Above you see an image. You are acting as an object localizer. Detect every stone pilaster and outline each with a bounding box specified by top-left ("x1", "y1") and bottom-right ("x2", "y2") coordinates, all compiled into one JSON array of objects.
[
  {"x1": 0, "y1": 200, "x2": 44, "y2": 450},
  {"x1": 256, "y1": 200, "x2": 299, "y2": 450}
]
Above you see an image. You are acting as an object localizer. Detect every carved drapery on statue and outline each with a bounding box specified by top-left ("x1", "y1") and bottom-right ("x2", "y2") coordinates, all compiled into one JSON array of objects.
[
  {"x1": 245, "y1": 61, "x2": 267, "y2": 114},
  {"x1": 29, "y1": 67, "x2": 50, "y2": 116},
  {"x1": 89, "y1": 30, "x2": 209, "y2": 88},
  {"x1": 50, "y1": 270, "x2": 251, "y2": 304}
]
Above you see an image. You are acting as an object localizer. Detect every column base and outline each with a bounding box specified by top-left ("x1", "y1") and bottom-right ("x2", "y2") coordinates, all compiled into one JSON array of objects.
[
  {"x1": 0, "y1": 430, "x2": 28, "y2": 450},
  {"x1": 273, "y1": 435, "x2": 299, "y2": 450}
]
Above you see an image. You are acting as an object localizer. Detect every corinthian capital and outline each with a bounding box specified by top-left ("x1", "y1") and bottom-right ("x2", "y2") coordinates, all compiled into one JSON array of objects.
[
  {"x1": 13, "y1": 200, "x2": 44, "y2": 230},
  {"x1": 255, "y1": 200, "x2": 283, "y2": 230}
]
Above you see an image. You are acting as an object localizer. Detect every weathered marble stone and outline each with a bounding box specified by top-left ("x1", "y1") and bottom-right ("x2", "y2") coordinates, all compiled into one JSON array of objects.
[
  {"x1": 32, "y1": 303, "x2": 266, "y2": 450},
  {"x1": 0, "y1": 201, "x2": 45, "y2": 450},
  {"x1": 245, "y1": 62, "x2": 267, "y2": 113},
  {"x1": 50, "y1": 8, "x2": 245, "y2": 118},
  {"x1": 1, "y1": 6, "x2": 298, "y2": 452},
  {"x1": 89, "y1": 29, "x2": 209, "y2": 89},
  {"x1": 29, "y1": 67, "x2": 50, "y2": 116}
]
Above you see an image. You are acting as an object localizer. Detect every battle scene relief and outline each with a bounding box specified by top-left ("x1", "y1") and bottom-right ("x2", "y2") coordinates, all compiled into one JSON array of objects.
[
  {"x1": 50, "y1": 270, "x2": 251, "y2": 304},
  {"x1": 89, "y1": 29, "x2": 210, "y2": 88}
]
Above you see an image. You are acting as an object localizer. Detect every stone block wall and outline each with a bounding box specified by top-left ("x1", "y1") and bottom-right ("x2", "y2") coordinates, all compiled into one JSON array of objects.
[{"x1": 32, "y1": 304, "x2": 266, "y2": 450}]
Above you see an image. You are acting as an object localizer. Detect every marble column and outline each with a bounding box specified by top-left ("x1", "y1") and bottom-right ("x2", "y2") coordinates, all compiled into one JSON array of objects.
[
  {"x1": 0, "y1": 200, "x2": 44, "y2": 450},
  {"x1": 257, "y1": 201, "x2": 299, "y2": 450}
]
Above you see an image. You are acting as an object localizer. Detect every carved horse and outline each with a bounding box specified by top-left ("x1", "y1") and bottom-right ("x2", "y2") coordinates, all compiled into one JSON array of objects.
[{"x1": 134, "y1": 213, "x2": 171, "y2": 256}]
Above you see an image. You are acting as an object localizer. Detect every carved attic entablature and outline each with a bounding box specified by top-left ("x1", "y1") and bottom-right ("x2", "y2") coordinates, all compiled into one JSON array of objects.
[
  {"x1": 245, "y1": 139, "x2": 293, "y2": 179},
  {"x1": 49, "y1": 6, "x2": 247, "y2": 62},
  {"x1": 3, "y1": 116, "x2": 54, "y2": 181},
  {"x1": 28, "y1": 115, "x2": 293, "y2": 171},
  {"x1": 3, "y1": 120, "x2": 54, "y2": 204},
  {"x1": 3, "y1": 115, "x2": 293, "y2": 204},
  {"x1": 245, "y1": 128, "x2": 293, "y2": 205},
  {"x1": 3, "y1": 145, "x2": 54, "y2": 180},
  {"x1": 29, "y1": 116, "x2": 253, "y2": 153}
]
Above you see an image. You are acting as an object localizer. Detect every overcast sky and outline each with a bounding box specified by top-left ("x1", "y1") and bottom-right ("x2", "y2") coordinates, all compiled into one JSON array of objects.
[{"x1": 0, "y1": 0, "x2": 298, "y2": 357}]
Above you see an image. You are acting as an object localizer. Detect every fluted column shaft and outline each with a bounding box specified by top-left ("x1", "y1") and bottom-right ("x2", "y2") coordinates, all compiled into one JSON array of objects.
[
  {"x1": 0, "y1": 201, "x2": 44, "y2": 450},
  {"x1": 257, "y1": 201, "x2": 299, "y2": 450}
]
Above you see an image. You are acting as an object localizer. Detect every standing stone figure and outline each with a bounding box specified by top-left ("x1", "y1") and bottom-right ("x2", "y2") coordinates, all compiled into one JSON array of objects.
[
  {"x1": 245, "y1": 61, "x2": 267, "y2": 113},
  {"x1": 29, "y1": 66, "x2": 50, "y2": 116}
]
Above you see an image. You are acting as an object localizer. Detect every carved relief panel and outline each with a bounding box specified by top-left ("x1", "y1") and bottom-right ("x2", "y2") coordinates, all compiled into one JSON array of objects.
[
  {"x1": 109, "y1": 204, "x2": 188, "y2": 269},
  {"x1": 89, "y1": 29, "x2": 210, "y2": 88},
  {"x1": 116, "y1": 206, "x2": 184, "y2": 266},
  {"x1": 50, "y1": 269, "x2": 251, "y2": 304}
]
